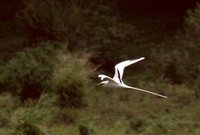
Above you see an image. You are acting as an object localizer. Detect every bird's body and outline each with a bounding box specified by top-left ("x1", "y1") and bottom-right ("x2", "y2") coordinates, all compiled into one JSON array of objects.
[{"x1": 98, "y1": 57, "x2": 167, "y2": 98}]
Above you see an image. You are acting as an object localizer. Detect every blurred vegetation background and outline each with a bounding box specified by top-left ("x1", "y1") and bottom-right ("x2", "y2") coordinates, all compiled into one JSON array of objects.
[{"x1": 1, "y1": 0, "x2": 200, "y2": 134}]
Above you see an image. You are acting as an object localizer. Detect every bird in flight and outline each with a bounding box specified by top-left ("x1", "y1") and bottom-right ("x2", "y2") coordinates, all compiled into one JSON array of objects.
[{"x1": 98, "y1": 57, "x2": 167, "y2": 98}]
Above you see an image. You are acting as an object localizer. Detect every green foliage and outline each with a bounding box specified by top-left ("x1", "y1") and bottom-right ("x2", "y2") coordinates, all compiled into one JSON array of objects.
[
  {"x1": 14, "y1": 122, "x2": 44, "y2": 135},
  {"x1": 130, "y1": 117, "x2": 148, "y2": 133},
  {"x1": 8, "y1": 93, "x2": 58, "y2": 135},
  {"x1": 19, "y1": 0, "x2": 117, "y2": 43},
  {"x1": 10, "y1": 107, "x2": 44, "y2": 135},
  {"x1": 0, "y1": 93, "x2": 19, "y2": 128},
  {"x1": 19, "y1": 0, "x2": 139, "y2": 61},
  {"x1": 148, "y1": 4, "x2": 200, "y2": 85},
  {"x1": 51, "y1": 50, "x2": 96, "y2": 108},
  {"x1": 73, "y1": 4, "x2": 139, "y2": 61},
  {"x1": 168, "y1": 4, "x2": 200, "y2": 95},
  {"x1": 0, "y1": 93, "x2": 56, "y2": 135},
  {"x1": 54, "y1": 108, "x2": 78, "y2": 124},
  {"x1": 20, "y1": 0, "x2": 68, "y2": 41},
  {"x1": 151, "y1": 48, "x2": 196, "y2": 84},
  {"x1": 185, "y1": 4, "x2": 200, "y2": 36},
  {"x1": 0, "y1": 43, "x2": 56, "y2": 100}
]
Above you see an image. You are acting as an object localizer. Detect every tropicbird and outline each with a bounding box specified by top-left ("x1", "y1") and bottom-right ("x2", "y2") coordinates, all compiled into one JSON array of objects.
[{"x1": 98, "y1": 57, "x2": 167, "y2": 98}]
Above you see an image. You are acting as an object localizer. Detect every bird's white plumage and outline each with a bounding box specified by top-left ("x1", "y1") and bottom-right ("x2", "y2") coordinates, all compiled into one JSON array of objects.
[
  {"x1": 98, "y1": 57, "x2": 167, "y2": 98},
  {"x1": 113, "y1": 57, "x2": 145, "y2": 84},
  {"x1": 121, "y1": 84, "x2": 167, "y2": 98}
]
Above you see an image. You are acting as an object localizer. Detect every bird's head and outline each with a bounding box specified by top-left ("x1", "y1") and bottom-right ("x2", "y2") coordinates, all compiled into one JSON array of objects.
[{"x1": 98, "y1": 74, "x2": 113, "y2": 86}]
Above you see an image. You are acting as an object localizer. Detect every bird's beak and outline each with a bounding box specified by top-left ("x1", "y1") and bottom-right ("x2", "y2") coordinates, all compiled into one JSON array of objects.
[{"x1": 97, "y1": 82, "x2": 102, "y2": 86}]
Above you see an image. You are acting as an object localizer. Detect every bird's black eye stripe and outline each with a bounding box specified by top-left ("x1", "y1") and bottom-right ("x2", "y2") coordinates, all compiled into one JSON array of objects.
[{"x1": 117, "y1": 69, "x2": 122, "y2": 83}]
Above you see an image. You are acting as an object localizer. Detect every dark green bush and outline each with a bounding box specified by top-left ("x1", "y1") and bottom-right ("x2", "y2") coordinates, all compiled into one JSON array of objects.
[
  {"x1": 9, "y1": 93, "x2": 59, "y2": 135},
  {"x1": 180, "y1": 4, "x2": 200, "y2": 97},
  {"x1": 0, "y1": 93, "x2": 20, "y2": 128},
  {"x1": 151, "y1": 48, "x2": 193, "y2": 84},
  {"x1": 19, "y1": 0, "x2": 139, "y2": 62},
  {"x1": 19, "y1": 0, "x2": 113, "y2": 42},
  {"x1": 14, "y1": 122, "x2": 44, "y2": 135},
  {"x1": 149, "y1": 5, "x2": 200, "y2": 85},
  {"x1": 51, "y1": 50, "x2": 96, "y2": 108},
  {"x1": 0, "y1": 43, "x2": 56, "y2": 101},
  {"x1": 185, "y1": 4, "x2": 200, "y2": 37},
  {"x1": 130, "y1": 118, "x2": 148, "y2": 133},
  {"x1": 20, "y1": 0, "x2": 69, "y2": 42},
  {"x1": 10, "y1": 107, "x2": 46, "y2": 135}
]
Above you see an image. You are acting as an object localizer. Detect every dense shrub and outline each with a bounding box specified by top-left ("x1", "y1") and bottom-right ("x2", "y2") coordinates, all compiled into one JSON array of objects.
[
  {"x1": 51, "y1": 50, "x2": 96, "y2": 108},
  {"x1": 180, "y1": 4, "x2": 200, "y2": 96},
  {"x1": 9, "y1": 93, "x2": 58, "y2": 135},
  {"x1": 185, "y1": 4, "x2": 200, "y2": 37},
  {"x1": 151, "y1": 48, "x2": 192, "y2": 84},
  {"x1": 19, "y1": 0, "x2": 139, "y2": 62},
  {"x1": 20, "y1": 0, "x2": 69, "y2": 42},
  {"x1": 149, "y1": 4, "x2": 200, "y2": 85},
  {"x1": 13, "y1": 122, "x2": 44, "y2": 135},
  {"x1": 0, "y1": 43, "x2": 56, "y2": 101},
  {"x1": 0, "y1": 93, "x2": 20, "y2": 128},
  {"x1": 19, "y1": 0, "x2": 115, "y2": 43}
]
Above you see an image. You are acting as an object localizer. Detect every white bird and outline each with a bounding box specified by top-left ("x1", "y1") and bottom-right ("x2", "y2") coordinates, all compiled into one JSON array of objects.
[{"x1": 98, "y1": 57, "x2": 167, "y2": 98}]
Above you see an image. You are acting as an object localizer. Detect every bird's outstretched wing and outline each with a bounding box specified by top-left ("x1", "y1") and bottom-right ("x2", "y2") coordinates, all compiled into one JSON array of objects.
[
  {"x1": 121, "y1": 84, "x2": 167, "y2": 98},
  {"x1": 113, "y1": 57, "x2": 145, "y2": 84}
]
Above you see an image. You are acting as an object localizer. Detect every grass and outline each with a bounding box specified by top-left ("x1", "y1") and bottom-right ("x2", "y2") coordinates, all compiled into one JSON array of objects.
[
  {"x1": 1, "y1": 79, "x2": 199, "y2": 135},
  {"x1": 43, "y1": 81, "x2": 198, "y2": 135}
]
